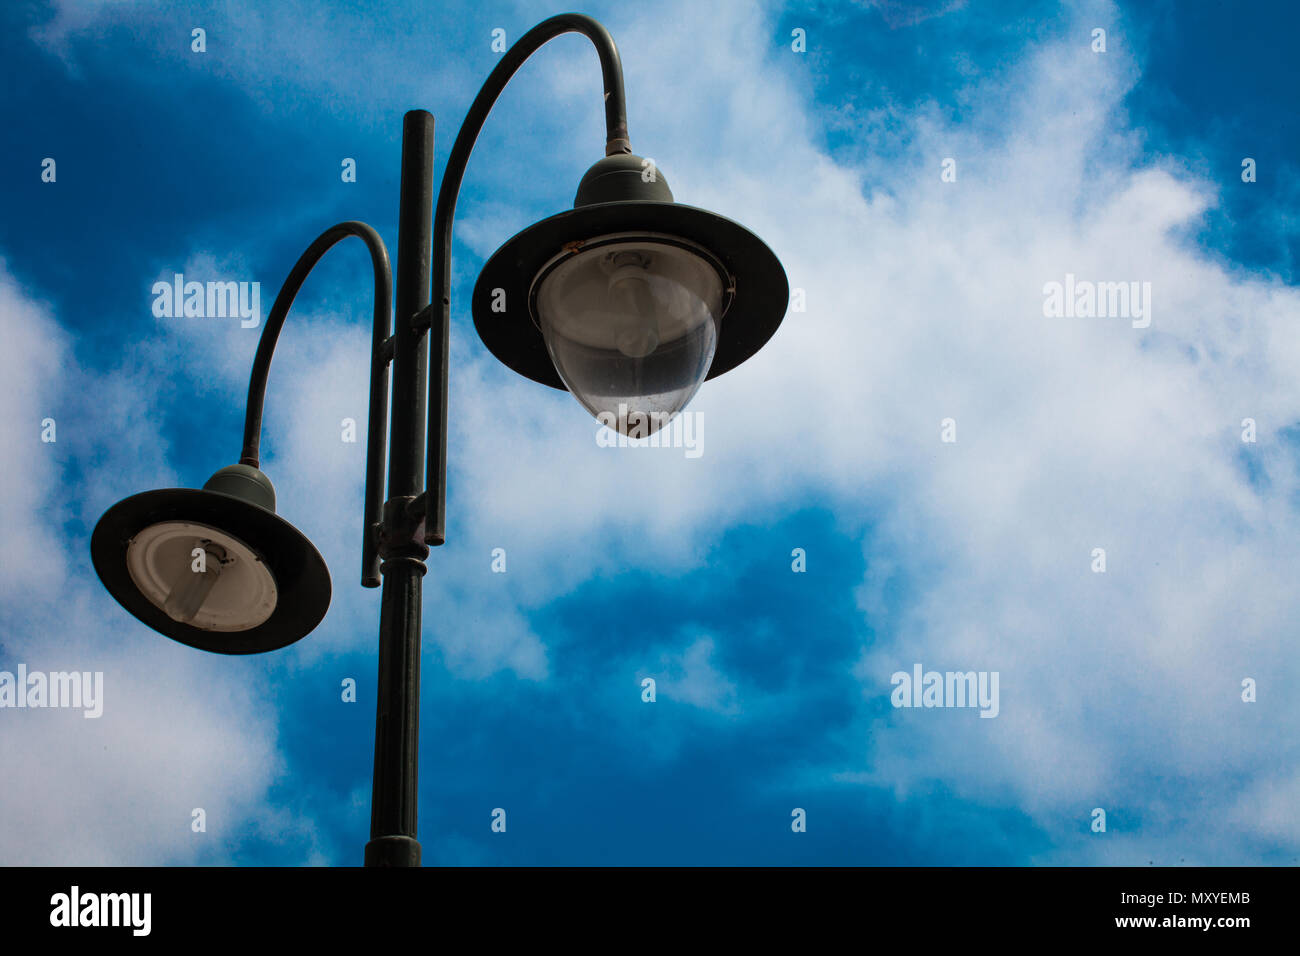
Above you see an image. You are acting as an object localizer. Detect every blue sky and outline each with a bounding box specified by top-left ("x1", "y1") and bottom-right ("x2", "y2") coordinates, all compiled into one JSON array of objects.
[{"x1": 1, "y1": 0, "x2": 1298, "y2": 865}]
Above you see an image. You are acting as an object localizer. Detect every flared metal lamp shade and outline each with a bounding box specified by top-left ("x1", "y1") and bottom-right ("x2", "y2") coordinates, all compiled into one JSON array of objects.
[
  {"x1": 90, "y1": 465, "x2": 330, "y2": 655},
  {"x1": 472, "y1": 155, "x2": 788, "y2": 434}
]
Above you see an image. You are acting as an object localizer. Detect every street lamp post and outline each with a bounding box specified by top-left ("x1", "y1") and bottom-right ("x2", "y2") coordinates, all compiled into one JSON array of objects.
[{"x1": 89, "y1": 13, "x2": 788, "y2": 867}]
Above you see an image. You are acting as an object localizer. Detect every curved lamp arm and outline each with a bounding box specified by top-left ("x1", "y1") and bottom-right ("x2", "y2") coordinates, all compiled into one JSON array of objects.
[
  {"x1": 422, "y1": 13, "x2": 632, "y2": 545},
  {"x1": 239, "y1": 220, "x2": 393, "y2": 587}
]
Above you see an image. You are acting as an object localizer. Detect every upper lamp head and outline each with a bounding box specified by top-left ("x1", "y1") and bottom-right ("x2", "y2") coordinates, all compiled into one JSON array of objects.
[
  {"x1": 90, "y1": 464, "x2": 330, "y2": 655},
  {"x1": 472, "y1": 154, "x2": 788, "y2": 435}
]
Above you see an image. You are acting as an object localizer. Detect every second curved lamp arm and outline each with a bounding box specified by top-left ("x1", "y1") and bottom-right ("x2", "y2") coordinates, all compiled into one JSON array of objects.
[
  {"x1": 420, "y1": 12, "x2": 633, "y2": 546},
  {"x1": 238, "y1": 221, "x2": 394, "y2": 587}
]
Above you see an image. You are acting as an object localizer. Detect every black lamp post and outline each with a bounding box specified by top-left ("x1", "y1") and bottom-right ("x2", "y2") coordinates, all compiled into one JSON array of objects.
[{"x1": 89, "y1": 13, "x2": 788, "y2": 866}]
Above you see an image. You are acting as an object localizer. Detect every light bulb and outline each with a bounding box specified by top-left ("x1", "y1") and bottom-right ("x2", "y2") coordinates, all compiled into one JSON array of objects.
[
  {"x1": 161, "y1": 540, "x2": 226, "y2": 624},
  {"x1": 124, "y1": 521, "x2": 278, "y2": 632},
  {"x1": 607, "y1": 255, "x2": 660, "y2": 359}
]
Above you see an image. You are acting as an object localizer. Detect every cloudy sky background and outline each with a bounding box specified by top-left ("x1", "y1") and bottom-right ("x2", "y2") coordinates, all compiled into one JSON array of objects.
[{"x1": 1, "y1": 0, "x2": 1298, "y2": 865}]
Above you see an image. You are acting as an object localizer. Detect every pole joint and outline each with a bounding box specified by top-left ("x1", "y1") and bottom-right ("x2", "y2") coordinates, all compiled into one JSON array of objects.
[
  {"x1": 411, "y1": 304, "x2": 436, "y2": 333},
  {"x1": 377, "y1": 496, "x2": 431, "y2": 564}
]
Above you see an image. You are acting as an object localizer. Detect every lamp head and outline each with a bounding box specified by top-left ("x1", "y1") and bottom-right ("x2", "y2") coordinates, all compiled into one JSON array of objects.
[
  {"x1": 90, "y1": 464, "x2": 330, "y2": 654},
  {"x1": 473, "y1": 154, "x2": 788, "y2": 435}
]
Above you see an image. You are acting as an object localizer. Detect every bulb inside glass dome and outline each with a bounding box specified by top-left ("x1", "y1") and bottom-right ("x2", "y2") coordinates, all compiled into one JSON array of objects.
[
  {"x1": 607, "y1": 254, "x2": 661, "y2": 359},
  {"x1": 535, "y1": 239, "x2": 723, "y2": 436}
]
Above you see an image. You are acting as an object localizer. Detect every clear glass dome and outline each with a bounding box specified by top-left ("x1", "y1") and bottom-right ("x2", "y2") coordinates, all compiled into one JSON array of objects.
[{"x1": 535, "y1": 238, "x2": 723, "y2": 436}]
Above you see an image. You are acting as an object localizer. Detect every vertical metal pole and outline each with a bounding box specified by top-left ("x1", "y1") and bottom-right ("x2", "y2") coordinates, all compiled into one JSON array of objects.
[{"x1": 365, "y1": 109, "x2": 434, "y2": 867}]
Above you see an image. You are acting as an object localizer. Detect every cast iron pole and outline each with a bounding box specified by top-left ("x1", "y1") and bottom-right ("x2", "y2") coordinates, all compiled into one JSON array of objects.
[
  {"x1": 365, "y1": 109, "x2": 434, "y2": 867},
  {"x1": 367, "y1": 16, "x2": 629, "y2": 863}
]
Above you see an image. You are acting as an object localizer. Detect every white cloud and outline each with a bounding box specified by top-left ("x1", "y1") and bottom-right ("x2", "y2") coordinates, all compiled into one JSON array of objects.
[
  {"x1": 29, "y1": 0, "x2": 484, "y2": 123},
  {"x1": 653, "y1": 636, "x2": 740, "y2": 714},
  {"x1": 0, "y1": 266, "x2": 71, "y2": 606},
  {"x1": 444, "y1": 0, "x2": 1300, "y2": 861}
]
